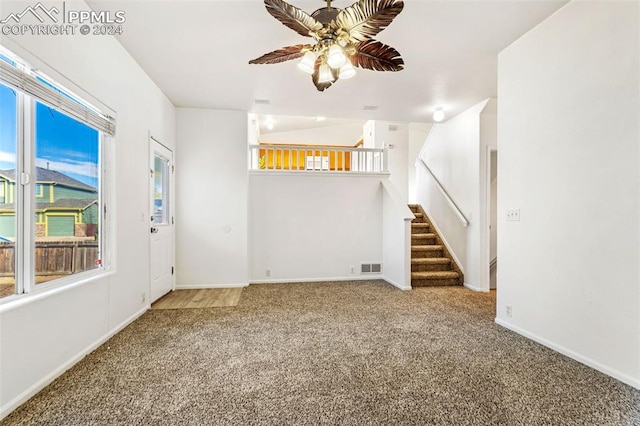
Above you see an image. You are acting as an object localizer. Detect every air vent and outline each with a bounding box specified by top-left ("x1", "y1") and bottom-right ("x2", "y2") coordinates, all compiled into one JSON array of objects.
[
  {"x1": 361, "y1": 263, "x2": 382, "y2": 274},
  {"x1": 363, "y1": 105, "x2": 379, "y2": 111},
  {"x1": 388, "y1": 124, "x2": 398, "y2": 131},
  {"x1": 254, "y1": 99, "x2": 270, "y2": 105}
]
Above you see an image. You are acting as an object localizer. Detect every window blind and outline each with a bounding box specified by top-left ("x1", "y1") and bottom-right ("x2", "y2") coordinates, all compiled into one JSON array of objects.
[{"x1": 0, "y1": 58, "x2": 115, "y2": 136}]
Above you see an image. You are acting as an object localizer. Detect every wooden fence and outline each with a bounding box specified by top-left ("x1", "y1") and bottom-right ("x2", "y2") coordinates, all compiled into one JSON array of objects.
[{"x1": 0, "y1": 241, "x2": 99, "y2": 277}]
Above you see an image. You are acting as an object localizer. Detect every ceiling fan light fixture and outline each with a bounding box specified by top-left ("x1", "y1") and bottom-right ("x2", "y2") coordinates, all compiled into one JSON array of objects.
[
  {"x1": 249, "y1": 0, "x2": 405, "y2": 91},
  {"x1": 327, "y1": 43, "x2": 347, "y2": 69},
  {"x1": 318, "y1": 63, "x2": 335, "y2": 84},
  {"x1": 297, "y1": 51, "x2": 316, "y2": 74},
  {"x1": 339, "y1": 62, "x2": 356, "y2": 79}
]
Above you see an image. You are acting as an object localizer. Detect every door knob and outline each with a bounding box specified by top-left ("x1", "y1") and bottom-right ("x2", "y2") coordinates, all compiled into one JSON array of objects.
[{"x1": 150, "y1": 227, "x2": 159, "y2": 234}]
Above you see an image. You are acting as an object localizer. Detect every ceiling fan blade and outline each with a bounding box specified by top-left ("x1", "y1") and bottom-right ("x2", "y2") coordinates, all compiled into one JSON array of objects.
[
  {"x1": 351, "y1": 40, "x2": 404, "y2": 72},
  {"x1": 264, "y1": 0, "x2": 323, "y2": 38},
  {"x1": 333, "y1": 0, "x2": 404, "y2": 42},
  {"x1": 249, "y1": 44, "x2": 312, "y2": 65},
  {"x1": 312, "y1": 58, "x2": 338, "y2": 91}
]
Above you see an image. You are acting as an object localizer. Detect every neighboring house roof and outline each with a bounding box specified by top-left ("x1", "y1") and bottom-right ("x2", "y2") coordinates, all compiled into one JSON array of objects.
[
  {"x1": 0, "y1": 199, "x2": 97, "y2": 211},
  {"x1": 0, "y1": 167, "x2": 96, "y2": 192},
  {"x1": 39, "y1": 199, "x2": 97, "y2": 210}
]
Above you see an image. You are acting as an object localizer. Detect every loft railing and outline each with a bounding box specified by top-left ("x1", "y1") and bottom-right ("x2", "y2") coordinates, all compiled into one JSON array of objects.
[
  {"x1": 249, "y1": 144, "x2": 387, "y2": 173},
  {"x1": 417, "y1": 158, "x2": 469, "y2": 227}
]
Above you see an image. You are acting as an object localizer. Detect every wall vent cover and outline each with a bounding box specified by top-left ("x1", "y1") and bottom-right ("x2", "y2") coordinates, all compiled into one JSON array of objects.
[{"x1": 361, "y1": 263, "x2": 382, "y2": 274}]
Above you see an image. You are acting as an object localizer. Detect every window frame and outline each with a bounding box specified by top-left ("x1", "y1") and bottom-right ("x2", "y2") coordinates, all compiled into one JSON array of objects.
[{"x1": 0, "y1": 48, "x2": 114, "y2": 304}]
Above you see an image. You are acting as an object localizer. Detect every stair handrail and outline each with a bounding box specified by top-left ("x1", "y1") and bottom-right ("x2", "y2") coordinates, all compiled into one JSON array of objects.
[{"x1": 416, "y1": 158, "x2": 469, "y2": 228}]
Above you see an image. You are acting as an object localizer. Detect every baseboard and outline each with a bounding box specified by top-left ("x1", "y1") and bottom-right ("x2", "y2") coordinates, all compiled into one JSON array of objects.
[
  {"x1": 175, "y1": 283, "x2": 249, "y2": 289},
  {"x1": 463, "y1": 282, "x2": 488, "y2": 292},
  {"x1": 383, "y1": 277, "x2": 412, "y2": 291},
  {"x1": 250, "y1": 275, "x2": 384, "y2": 284},
  {"x1": 495, "y1": 318, "x2": 640, "y2": 390},
  {"x1": 0, "y1": 306, "x2": 148, "y2": 421}
]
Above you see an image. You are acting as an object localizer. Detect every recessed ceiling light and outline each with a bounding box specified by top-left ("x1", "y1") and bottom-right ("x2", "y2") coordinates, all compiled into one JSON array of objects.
[
  {"x1": 316, "y1": 116, "x2": 326, "y2": 122},
  {"x1": 433, "y1": 107, "x2": 445, "y2": 122},
  {"x1": 265, "y1": 116, "x2": 275, "y2": 130},
  {"x1": 254, "y1": 99, "x2": 270, "y2": 105},
  {"x1": 363, "y1": 105, "x2": 379, "y2": 111}
]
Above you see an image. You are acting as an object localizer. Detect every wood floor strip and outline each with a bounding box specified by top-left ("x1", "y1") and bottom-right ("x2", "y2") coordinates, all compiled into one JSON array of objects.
[{"x1": 151, "y1": 288, "x2": 242, "y2": 309}]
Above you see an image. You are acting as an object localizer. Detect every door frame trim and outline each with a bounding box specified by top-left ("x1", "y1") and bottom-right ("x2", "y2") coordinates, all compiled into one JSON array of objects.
[{"x1": 148, "y1": 132, "x2": 175, "y2": 302}]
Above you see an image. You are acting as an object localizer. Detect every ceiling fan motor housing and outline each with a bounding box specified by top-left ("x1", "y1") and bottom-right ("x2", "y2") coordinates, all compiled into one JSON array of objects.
[{"x1": 311, "y1": 7, "x2": 341, "y2": 25}]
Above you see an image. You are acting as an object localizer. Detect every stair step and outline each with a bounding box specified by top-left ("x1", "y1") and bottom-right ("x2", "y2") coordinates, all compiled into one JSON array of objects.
[
  {"x1": 411, "y1": 223, "x2": 430, "y2": 234},
  {"x1": 412, "y1": 257, "x2": 451, "y2": 265},
  {"x1": 411, "y1": 245, "x2": 443, "y2": 251},
  {"x1": 408, "y1": 204, "x2": 420, "y2": 213},
  {"x1": 411, "y1": 233, "x2": 436, "y2": 239},
  {"x1": 411, "y1": 233, "x2": 436, "y2": 245},
  {"x1": 411, "y1": 257, "x2": 451, "y2": 272},
  {"x1": 411, "y1": 245, "x2": 444, "y2": 259},
  {"x1": 412, "y1": 278, "x2": 461, "y2": 287},
  {"x1": 411, "y1": 271, "x2": 460, "y2": 279},
  {"x1": 411, "y1": 270, "x2": 461, "y2": 287}
]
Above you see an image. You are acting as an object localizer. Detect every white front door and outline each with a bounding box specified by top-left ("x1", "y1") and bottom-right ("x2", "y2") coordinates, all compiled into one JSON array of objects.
[{"x1": 149, "y1": 137, "x2": 174, "y2": 302}]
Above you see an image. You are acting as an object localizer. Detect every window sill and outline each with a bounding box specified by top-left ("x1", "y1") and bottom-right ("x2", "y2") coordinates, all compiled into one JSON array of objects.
[{"x1": 0, "y1": 268, "x2": 115, "y2": 314}]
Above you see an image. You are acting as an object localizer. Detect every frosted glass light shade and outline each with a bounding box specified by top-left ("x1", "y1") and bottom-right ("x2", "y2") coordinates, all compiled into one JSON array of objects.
[
  {"x1": 297, "y1": 51, "x2": 316, "y2": 74},
  {"x1": 433, "y1": 108, "x2": 445, "y2": 122},
  {"x1": 327, "y1": 44, "x2": 347, "y2": 69},
  {"x1": 318, "y1": 64, "x2": 334, "y2": 83},
  {"x1": 339, "y1": 62, "x2": 356, "y2": 79}
]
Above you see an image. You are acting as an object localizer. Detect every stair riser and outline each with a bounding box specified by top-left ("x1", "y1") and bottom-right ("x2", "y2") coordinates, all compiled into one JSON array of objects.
[
  {"x1": 411, "y1": 263, "x2": 452, "y2": 272},
  {"x1": 411, "y1": 218, "x2": 426, "y2": 224},
  {"x1": 411, "y1": 236, "x2": 436, "y2": 245},
  {"x1": 411, "y1": 249, "x2": 443, "y2": 259},
  {"x1": 412, "y1": 278, "x2": 461, "y2": 287},
  {"x1": 411, "y1": 226, "x2": 430, "y2": 234}
]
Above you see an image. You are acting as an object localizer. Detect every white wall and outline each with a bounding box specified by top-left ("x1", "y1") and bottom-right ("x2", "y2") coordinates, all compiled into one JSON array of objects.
[
  {"x1": 260, "y1": 122, "x2": 363, "y2": 146},
  {"x1": 0, "y1": 0, "x2": 176, "y2": 416},
  {"x1": 249, "y1": 174, "x2": 383, "y2": 282},
  {"x1": 175, "y1": 108, "x2": 248, "y2": 288},
  {"x1": 408, "y1": 123, "x2": 432, "y2": 204},
  {"x1": 478, "y1": 104, "x2": 498, "y2": 291},
  {"x1": 416, "y1": 99, "x2": 493, "y2": 290},
  {"x1": 375, "y1": 123, "x2": 409, "y2": 204},
  {"x1": 363, "y1": 120, "x2": 375, "y2": 148},
  {"x1": 490, "y1": 152, "x2": 498, "y2": 262},
  {"x1": 497, "y1": 0, "x2": 639, "y2": 388},
  {"x1": 381, "y1": 180, "x2": 413, "y2": 290}
]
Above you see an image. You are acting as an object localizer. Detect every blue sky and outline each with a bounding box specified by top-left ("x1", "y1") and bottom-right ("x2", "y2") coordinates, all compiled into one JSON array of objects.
[{"x1": 0, "y1": 83, "x2": 99, "y2": 188}]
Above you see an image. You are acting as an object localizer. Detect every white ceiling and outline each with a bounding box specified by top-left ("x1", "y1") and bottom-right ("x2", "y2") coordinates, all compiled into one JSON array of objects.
[{"x1": 88, "y1": 0, "x2": 567, "y2": 124}]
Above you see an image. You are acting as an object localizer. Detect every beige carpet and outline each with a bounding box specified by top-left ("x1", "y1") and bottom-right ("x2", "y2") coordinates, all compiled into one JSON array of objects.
[{"x1": 2, "y1": 280, "x2": 638, "y2": 425}]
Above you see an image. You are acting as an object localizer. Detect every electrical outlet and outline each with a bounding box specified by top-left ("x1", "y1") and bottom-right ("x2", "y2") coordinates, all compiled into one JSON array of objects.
[
  {"x1": 350, "y1": 266, "x2": 355, "y2": 274},
  {"x1": 265, "y1": 269, "x2": 271, "y2": 278},
  {"x1": 506, "y1": 209, "x2": 520, "y2": 221},
  {"x1": 506, "y1": 305, "x2": 512, "y2": 318},
  {"x1": 141, "y1": 293, "x2": 146, "y2": 304}
]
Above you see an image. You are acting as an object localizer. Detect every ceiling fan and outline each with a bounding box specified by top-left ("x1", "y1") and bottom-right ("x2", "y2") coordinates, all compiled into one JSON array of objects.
[{"x1": 249, "y1": 0, "x2": 405, "y2": 91}]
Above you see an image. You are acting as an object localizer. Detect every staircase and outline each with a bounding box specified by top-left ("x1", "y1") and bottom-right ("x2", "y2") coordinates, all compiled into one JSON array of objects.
[{"x1": 409, "y1": 204, "x2": 463, "y2": 287}]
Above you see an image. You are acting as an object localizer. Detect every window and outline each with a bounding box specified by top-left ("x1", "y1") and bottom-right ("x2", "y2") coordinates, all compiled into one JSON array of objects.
[
  {"x1": 0, "y1": 81, "x2": 17, "y2": 299},
  {"x1": 0, "y1": 47, "x2": 114, "y2": 300}
]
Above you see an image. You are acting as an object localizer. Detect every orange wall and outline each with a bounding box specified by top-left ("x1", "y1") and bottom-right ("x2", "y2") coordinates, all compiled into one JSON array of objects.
[{"x1": 259, "y1": 148, "x2": 351, "y2": 171}]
